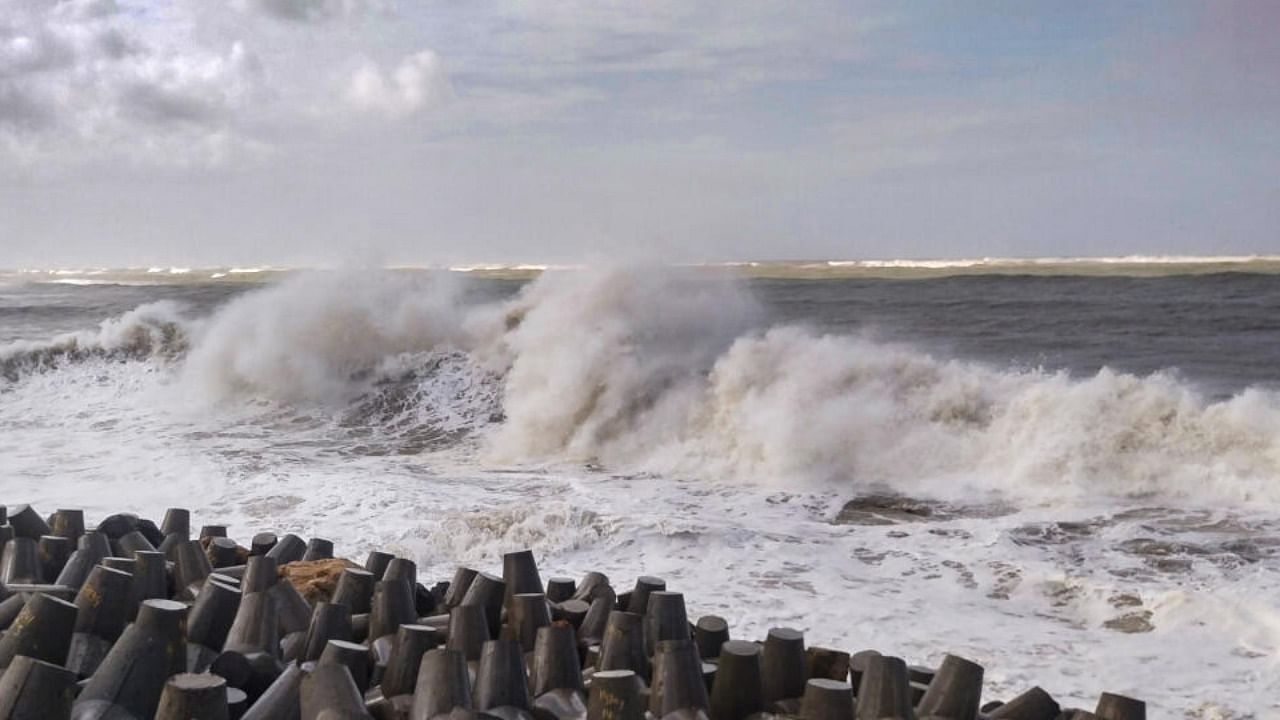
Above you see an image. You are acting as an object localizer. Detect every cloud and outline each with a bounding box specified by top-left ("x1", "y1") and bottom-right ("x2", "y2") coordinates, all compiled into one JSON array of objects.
[
  {"x1": 1, "y1": 1, "x2": 1277, "y2": 265},
  {"x1": 0, "y1": 1, "x2": 266, "y2": 166},
  {"x1": 233, "y1": 0, "x2": 385, "y2": 23},
  {"x1": 344, "y1": 50, "x2": 452, "y2": 119},
  {"x1": 0, "y1": 83, "x2": 54, "y2": 132}
]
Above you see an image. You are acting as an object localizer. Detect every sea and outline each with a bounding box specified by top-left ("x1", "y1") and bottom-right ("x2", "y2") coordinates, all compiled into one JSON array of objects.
[{"x1": 3, "y1": 258, "x2": 1280, "y2": 718}]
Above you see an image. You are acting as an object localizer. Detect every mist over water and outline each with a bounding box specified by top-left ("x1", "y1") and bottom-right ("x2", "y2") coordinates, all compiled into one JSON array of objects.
[{"x1": 3, "y1": 265, "x2": 1280, "y2": 716}]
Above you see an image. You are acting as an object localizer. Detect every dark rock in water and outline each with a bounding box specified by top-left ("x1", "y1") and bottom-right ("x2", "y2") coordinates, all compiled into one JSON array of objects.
[
  {"x1": 834, "y1": 495, "x2": 936, "y2": 526},
  {"x1": 1103, "y1": 611, "x2": 1154, "y2": 634},
  {"x1": 835, "y1": 494, "x2": 1016, "y2": 526}
]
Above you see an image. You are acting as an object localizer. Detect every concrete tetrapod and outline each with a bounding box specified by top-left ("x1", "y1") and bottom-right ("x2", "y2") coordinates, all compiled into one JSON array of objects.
[
  {"x1": 694, "y1": 616, "x2": 728, "y2": 661},
  {"x1": 174, "y1": 540, "x2": 213, "y2": 599},
  {"x1": 302, "y1": 537, "x2": 334, "y2": 562},
  {"x1": 250, "y1": 532, "x2": 277, "y2": 557},
  {"x1": 381, "y1": 624, "x2": 442, "y2": 697},
  {"x1": 0, "y1": 592, "x2": 78, "y2": 670},
  {"x1": 762, "y1": 627, "x2": 807, "y2": 708},
  {"x1": 546, "y1": 577, "x2": 576, "y2": 604},
  {"x1": 319, "y1": 639, "x2": 372, "y2": 694},
  {"x1": 988, "y1": 686, "x2": 1060, "y2": 720},
  {"x1": 160, "y1": 508, "x2": 190, "y2": 539},
  {"x1": 240, "y1": 661, "x2": 305, "y2": 720},
  {"x1": 643, "y1": 592, "x2": 690, "y2": 658},
  {"x1": 556, "y1": 600, "x2": 591, "y2": 630},
  {"x1": 576, "y1": 588, "x2": 617, "y2": 649},
  {"x1": 66, "y1": 565, "x2": 134, "y2": 678},
  {"x1": 708, "y1": 640, "x2": 764, "y2": 720},
  {"x1": 7, "y1": 505, "x2": 51, "y2": 540},
  {"x1": 302, "y1": 601, "x2": 355, "y2": 663},
  {"x1": 587, "y1": 669, "x2": 644, "y2": 720},
  {"x1": 915, "y1": 654, "x2": 983, "y2": 720},
  {"x1": 384, "y1": 558, "x2": 417, "y2": 590},
  {"x1": 649, "y1": 639, "x2": 709, "y2": 718},
  {"x1": 365, "y1": 551, "x2": 394, "y2": 581},
  {"x1": 72, "y1": 598, "x2": 188, "y2": 720},
  {"x1": 571, "y1": 573, "x2": 611, "y2": 604},
  {"x1": 199, "y1": 526, "x2": 227, "y2": 541},
  {"x1": 855, "y1": 654, "x2": 913, "y2": 720},
  {"x1": 55, "y1": 549, "x2": 102, "y2": 593},
  {"x1": 532, "y1": 623, "x2": 584, "y2": 697},
  {"x1": 502, "y1": 549, "x2": 542, "y2": 614},
  {"x1": 800, "y1": 679, "x2": 855, "y2": 720},
  {"x1": 625, "y1": 576, "x2": 665, "y2": 616},
  {"x1": 186, "y1": 579, "x2": 242, "y2": 673},
  {"x1": 508, "y1": 593, "x2": 552, "y2": 653},
  {"x1": 446, "y1": 604, "x2": 490, "y2": 663},
  {"x1": 265, "y1": 534, "x2": 306, "y2": 565},
  {"x1": 331, "y1": 568, "x2": 376, "y2": 615},
  {"x1": 1094, "y1": 693, "x2": 1146, "y2": 720},
  {"x1": 474, "y1": 639, "x2": 531, "y2": 712},
  {"x1": 301, "y1": 660, "x2": 373, "y2": 720},
  {"x1": 459, "y1": 572, "x2": 506, "y2": 640},
  {"x1": 0, "y1": 655, "x2": 78, "y2": 720},
  {"x1": 0, "y1": 538, "x2": 41, "y2": 584},
  {"x1": 241, "y1": 555, "x2": 279, "y2": 594},
  {"x1": 443, "y1": 567, "x2": 478, "y2": 609},
  {"x1": 154, "y1": 673, "x2": 230, "y2": 720},
  {"x1": 410, "y1": 648, "x2": 472, "y2": 720},
  {"x1": 598, "y1": 611, "x2": 649, "y2": 681},
  {"x1": 51, "y1": 509, "x2": 87, "y2": 541},
  {"x1": 208, "y1": 538, "x2": 240, "y2": 569},
  {"x1": 129, "y1": 550, "x2": 168, "y2": 619},
  {"x1": 371, "y1": 580, "x2": 418, "y2": 645},
  {"x1": 37, "y1": 535, "x2": 73, "y2": 582}
]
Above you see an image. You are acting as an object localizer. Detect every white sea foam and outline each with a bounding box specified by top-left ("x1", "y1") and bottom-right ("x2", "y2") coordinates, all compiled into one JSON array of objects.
[
  {"x1": 180, "y1": 270, "x2": 473, "y2": 404},
  {"x1": 10, "y1": 266, "x2": 1280, "y2": 506},
  {"x1": 0, "y1": 300, "x2": 191, "y2": 378}
]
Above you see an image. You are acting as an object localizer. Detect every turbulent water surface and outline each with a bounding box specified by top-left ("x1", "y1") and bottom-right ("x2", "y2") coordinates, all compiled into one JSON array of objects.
[{"x1": 3, "y1": 262, "x2": 1280, "y2": 718}]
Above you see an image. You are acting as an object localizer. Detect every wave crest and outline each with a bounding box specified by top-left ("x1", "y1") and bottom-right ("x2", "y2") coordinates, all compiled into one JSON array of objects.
[{"x1": 0, "y1": 301, "x2": 191, "y2": 381}]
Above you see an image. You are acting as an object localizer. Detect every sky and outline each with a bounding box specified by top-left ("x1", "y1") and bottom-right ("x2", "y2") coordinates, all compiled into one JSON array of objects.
[{"x1": 0, "y1": 0, "x2": 1277, "y2": 266}]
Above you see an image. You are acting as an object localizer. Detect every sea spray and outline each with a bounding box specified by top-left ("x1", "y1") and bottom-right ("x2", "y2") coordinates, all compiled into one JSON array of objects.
[
  {"x1": 4, "y1": 266, "x2": 1280, "y2": 504},
  {"x1": 485, "y1": 266, "x2": 763, "y2": 463},
  {"x1": 180, "y1": 270, "x2": 474, "y2": 404}
]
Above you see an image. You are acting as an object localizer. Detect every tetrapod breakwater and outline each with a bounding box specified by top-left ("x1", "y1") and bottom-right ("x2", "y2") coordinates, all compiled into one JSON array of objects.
[{"x1": 0, "y1": 503, "x2": 1146, "y2": 719}]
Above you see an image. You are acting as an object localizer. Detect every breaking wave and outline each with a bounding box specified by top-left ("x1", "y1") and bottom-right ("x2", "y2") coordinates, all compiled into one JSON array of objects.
[
  {"x1": 7, "y1": 267, "x2": 1280, "y2": 504},
  {"x1": 0, "y1": 301, "x2": 191, "y2": 381}
]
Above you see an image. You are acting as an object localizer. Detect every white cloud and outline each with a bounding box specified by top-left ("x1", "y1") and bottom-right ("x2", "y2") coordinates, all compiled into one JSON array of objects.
[
  {"x1": 344, "y1": 50, "x2": 451, "y2": 119},
  {"x1": 0, "y1": 0, "x2": 267, "y2": 166}
]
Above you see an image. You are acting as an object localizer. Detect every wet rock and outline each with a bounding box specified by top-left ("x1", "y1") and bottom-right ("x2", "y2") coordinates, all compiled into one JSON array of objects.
[
  {"x1": 834, "y1": 495, "x2": 937, "y2": 525},
  {"x1": 1103, "y1": 611, "x2": 1154, "y2": 634}
]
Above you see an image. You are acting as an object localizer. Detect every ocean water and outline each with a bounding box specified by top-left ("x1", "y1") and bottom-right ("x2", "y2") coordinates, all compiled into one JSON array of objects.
[{"x1": 3, "y1": 262, "x2": 1280, "y2": 717}]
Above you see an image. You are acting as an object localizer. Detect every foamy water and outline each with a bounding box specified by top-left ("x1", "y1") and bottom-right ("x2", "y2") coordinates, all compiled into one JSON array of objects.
[{"x1": 2, "y1": 266, "x2": 1279, "y2": 717}]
